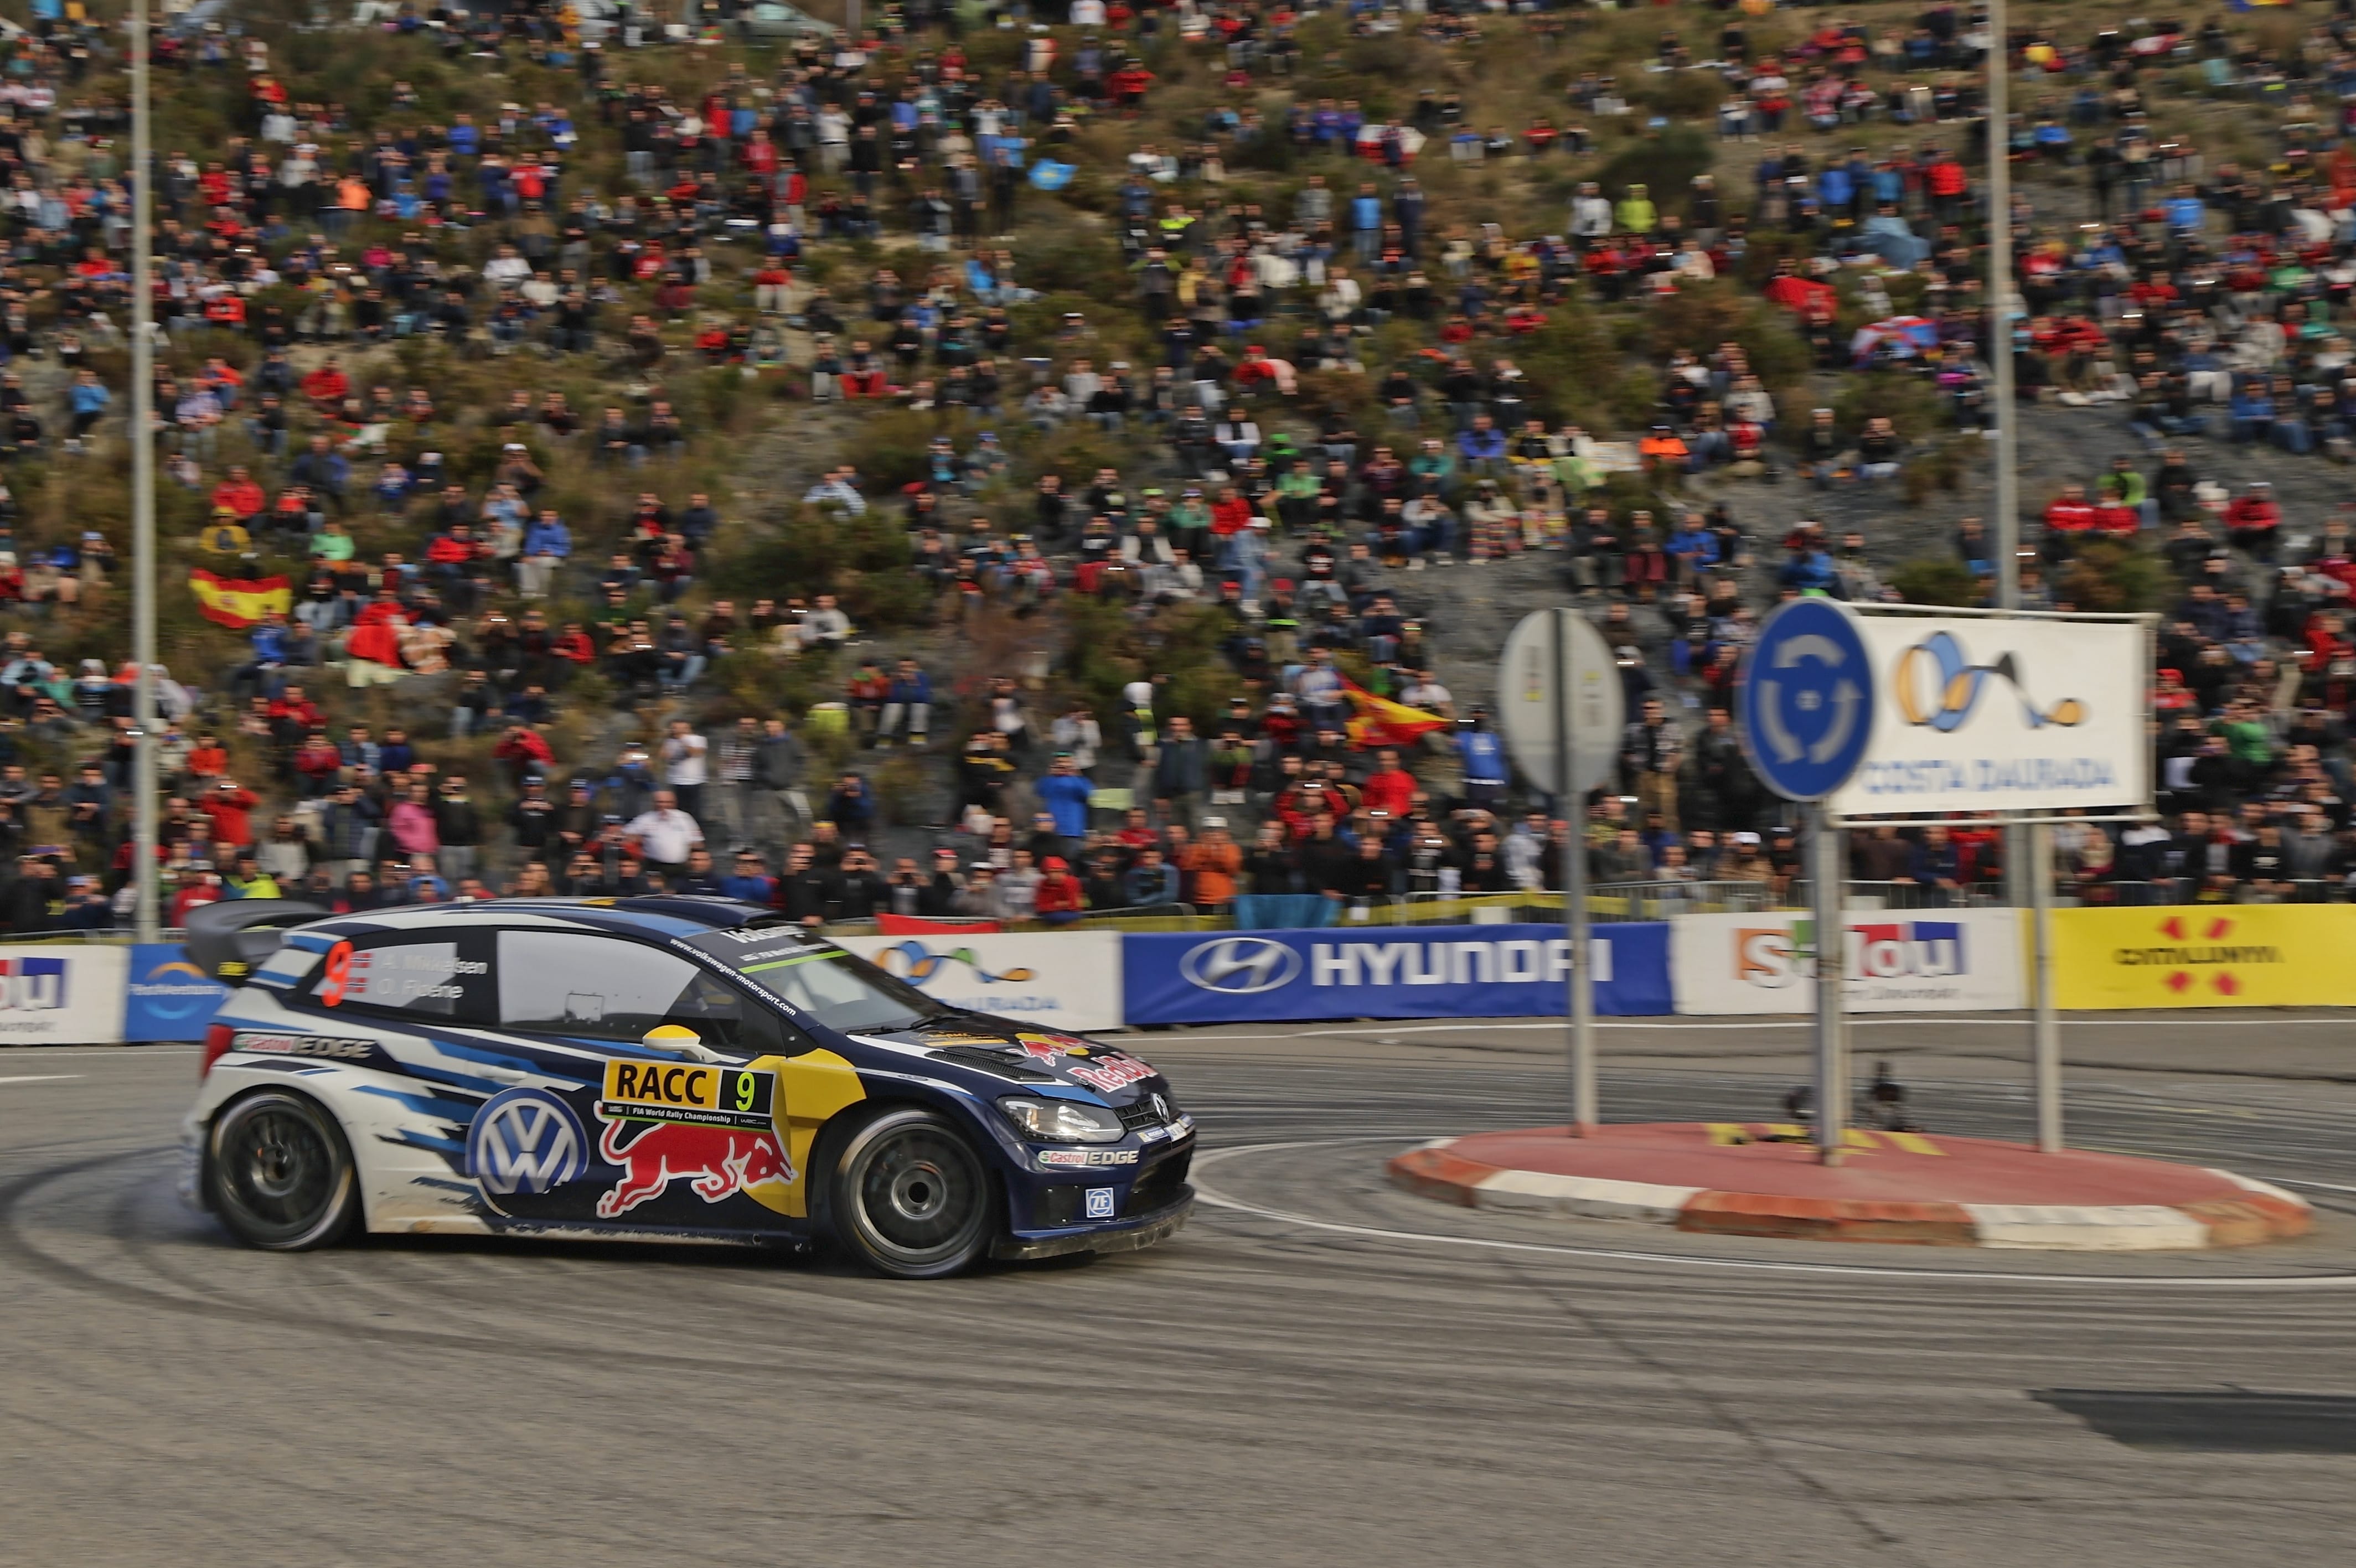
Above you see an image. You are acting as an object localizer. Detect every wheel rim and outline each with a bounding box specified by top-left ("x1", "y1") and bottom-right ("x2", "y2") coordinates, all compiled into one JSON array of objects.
[
  {"x1": 851, "y1": 1122, "x2": 986, "y2": 1266},
  {"x1": 221, "y1": 1107, "x2": 338, "y2": 1234}
]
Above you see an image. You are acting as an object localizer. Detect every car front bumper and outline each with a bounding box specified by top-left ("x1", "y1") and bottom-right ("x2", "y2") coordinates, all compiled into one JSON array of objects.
[{"x1": 993, "y1": 1188, "x2": 1195, "y2": 1261}]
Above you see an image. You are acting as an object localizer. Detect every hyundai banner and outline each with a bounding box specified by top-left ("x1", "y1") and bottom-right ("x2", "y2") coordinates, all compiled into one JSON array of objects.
[
  {"x1": 1829, "y1": 615, "x2": 2150, "y2": 818},
  {"x1": 125, "y1": 943, "x2": 233, "y2": 1041},
  {"x1": 0, "y1": 944, "x2": 130, "y2": 1043},
  {"x1": 1121, "y1": 923, "x2": 1673, "y2": 1027},
  {"x1": 833, "y1": 931, "x2": 1124, "y2": 1032},
  {"x1": 1671, "y1": 909, "x2": 2024, "y2": 1014}
]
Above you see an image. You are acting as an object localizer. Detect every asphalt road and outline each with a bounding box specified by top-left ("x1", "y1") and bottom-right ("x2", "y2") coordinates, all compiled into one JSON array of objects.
[{"x1": 4, "y1": 1017, "x2": 2355, "y2": 1568}]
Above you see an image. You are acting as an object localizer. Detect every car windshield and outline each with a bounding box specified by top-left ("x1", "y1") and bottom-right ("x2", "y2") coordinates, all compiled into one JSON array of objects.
[{"x1": 725, "y1": 941, "x2": 949, "y2": 1034}]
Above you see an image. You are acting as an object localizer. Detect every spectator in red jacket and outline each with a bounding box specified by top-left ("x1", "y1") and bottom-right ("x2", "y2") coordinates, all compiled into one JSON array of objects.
[
  {"x1": 2225, "y1": 481, "x2": 2282, "y2": 558},
  {"x1": 1034, "y1": 856, "x2": 1087, "y2": 925},
  {"x1": 199, "y1": 780, "x2": 260, "y2": 849},
  {"x1": 1360, "y1": 748, "x2": 1416, "y2": 817}
]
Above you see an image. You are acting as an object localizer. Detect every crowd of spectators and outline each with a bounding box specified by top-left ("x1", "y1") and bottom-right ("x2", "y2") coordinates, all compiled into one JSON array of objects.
[{"x1": 0, "y1": 0, "x2": 2349, "y2": 935}]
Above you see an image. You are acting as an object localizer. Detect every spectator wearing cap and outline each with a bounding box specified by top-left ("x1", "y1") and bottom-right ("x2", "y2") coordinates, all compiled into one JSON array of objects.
[{"x1": 1035, "y1": 856, "x2": 1087, "y2": 926}]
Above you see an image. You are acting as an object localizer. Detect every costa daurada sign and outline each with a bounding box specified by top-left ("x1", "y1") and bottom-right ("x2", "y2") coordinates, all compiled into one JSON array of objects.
[{"x1": 1830, "y1": 616, "x2": 2150, "y2": 818}]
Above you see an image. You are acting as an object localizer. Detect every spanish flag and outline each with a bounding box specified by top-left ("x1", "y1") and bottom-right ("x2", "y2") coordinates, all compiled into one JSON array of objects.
[
  {"x1": 1340, "y1": 676, "x2": 1450, "y2": 749},
  {"x1": 190, "y1": 568, "x2": 292, "y2": 629}
]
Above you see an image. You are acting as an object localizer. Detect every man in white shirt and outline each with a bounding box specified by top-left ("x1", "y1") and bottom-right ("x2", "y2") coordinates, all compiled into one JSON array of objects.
[
  {"x1": 660, "y1": 718, "x2": 709, "y2": 821},
  {"x1": 625, "y1": 789, "x2": 705, "y2": 879}
]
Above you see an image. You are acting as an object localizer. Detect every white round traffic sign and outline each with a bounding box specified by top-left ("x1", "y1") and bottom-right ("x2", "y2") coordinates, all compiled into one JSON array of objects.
[{"x1": 1496, "y1": 608, "x2": 1624, "y2": 797}]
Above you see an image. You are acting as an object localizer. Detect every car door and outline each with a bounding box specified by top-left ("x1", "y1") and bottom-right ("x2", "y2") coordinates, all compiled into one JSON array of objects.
[
  {"x1": 482, "y1": 929, "x2": 810, "y2": 1233},
  {"x1": 280, "y1": 924, "x2": 507, "y2": 1223}
]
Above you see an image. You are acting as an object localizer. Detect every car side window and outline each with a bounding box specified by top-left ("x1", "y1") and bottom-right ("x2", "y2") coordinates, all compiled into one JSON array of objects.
[
  {"x1": 299, "y1": 929, "x2": 496, "y2": 1025},
  {"x1": 496, "y1": 932, "x2": 802, "y2": 1054}
]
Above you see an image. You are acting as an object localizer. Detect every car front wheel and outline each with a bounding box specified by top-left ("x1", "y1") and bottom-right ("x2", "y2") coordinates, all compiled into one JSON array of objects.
[
  {"x1": 206, "y1": 1091, "x2": 362, "y2": 1251},
  {"x1": 821, "y1": 1108, "x2": 998, "y2": 1279}
]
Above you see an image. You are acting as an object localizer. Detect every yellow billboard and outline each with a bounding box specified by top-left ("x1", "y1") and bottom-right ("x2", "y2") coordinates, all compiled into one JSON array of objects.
[{"x1": 2050, "y1": 906, "x2": 2356, "y2": 1009}]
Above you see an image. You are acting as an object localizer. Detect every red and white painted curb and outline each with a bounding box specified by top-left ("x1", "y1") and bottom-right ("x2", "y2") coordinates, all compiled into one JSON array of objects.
[{"x1": 1387, "y1": 1140, "x2": 2313, "y2": 1251}]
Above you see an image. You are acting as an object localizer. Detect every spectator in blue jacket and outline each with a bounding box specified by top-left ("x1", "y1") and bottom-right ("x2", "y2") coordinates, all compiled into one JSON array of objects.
[
  {"x1": 1667, "y1": 515, "x2": 1720, "y2": 583},
  {"x1": 1455, "y1": 414, "x2": 1507, "y2": 480},
  {"x1": 518, "y1": 508, "x2": 572, "y2": 599},
  {"x1": 1035, "y1": 751, "x2": 1096, "y2": 846},
  {"x1": 879, "y1": 656, "x2": 933, "y2": 746},
  {"x1": 1122, "y1": 844, "x2": 1182, "y2": 906}
]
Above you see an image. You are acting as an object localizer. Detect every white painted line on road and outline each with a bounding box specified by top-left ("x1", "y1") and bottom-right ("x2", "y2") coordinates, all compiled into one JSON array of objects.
[
  {"x1": 0, "y1": 1075, "x2": 83, "y2": 1086},
  {"x1": 2275, "y1": 1177, "x2": 2356, "y2": 1196},
  {"x1": 1191, "y1": 1140, "x2": 2356, "y2": 1288},
  {"x1": 1147, "y1": 1015, "x2": 2356, "y2": 1043},
  {"x1": 0, "y1": 1047, "x2": 197, "y2": 1057}
]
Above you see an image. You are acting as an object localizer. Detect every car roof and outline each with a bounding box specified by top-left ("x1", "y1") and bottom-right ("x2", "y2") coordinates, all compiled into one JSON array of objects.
[{"x1": 308, "y1": 896, "x2": 772, "y2": 943}]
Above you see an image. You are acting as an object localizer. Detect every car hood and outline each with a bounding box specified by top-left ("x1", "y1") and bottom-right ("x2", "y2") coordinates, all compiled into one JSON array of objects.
[{"x1": 856, "y1": 1015, "x2": 1165, "y2": 1100}]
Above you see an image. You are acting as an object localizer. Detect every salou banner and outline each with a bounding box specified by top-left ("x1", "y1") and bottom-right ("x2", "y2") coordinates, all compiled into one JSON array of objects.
[
  {"x1": 1672, "y1": 909, "x2": 2024, "y2": 1015},
  {"x1": 0, "y1": 945, "x2": 130, "y2": 1043},
  {"x1": 1122, "y1": 923, "x2": 1673, "y2": 1027},
  {"x1": 1829, "y1": 616, "x2": 2149, "y2": 818},
  {"x1": 833, "y1": 932, "x2": 1123, "y2": 1032}
]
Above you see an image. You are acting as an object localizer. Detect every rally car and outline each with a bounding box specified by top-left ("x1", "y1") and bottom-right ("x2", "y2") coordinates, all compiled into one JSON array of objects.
[{"x1": 180, "y1": 898, "x2": 1193, "y2": 1278}]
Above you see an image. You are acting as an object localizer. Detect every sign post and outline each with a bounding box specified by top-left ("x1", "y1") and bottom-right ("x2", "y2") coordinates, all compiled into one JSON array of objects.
[
  {"x1": 1737, "y1": 599, "x2": 1875, "y2": 1167},
  {"x1": 1497, "y1": 608, "x2": 1621, "y2": 1136}
]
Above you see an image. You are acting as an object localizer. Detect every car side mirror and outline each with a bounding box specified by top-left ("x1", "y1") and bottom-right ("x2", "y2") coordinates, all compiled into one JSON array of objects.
[{"x1": 641, "y1": 1024, "x2": 721, "y2": 1062}]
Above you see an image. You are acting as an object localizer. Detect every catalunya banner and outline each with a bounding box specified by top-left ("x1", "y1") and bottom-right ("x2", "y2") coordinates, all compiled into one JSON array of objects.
[
  {"x1": 2048, "y1": 906, "x2": 2356, "y2": 1010},
  {"x1": 190, "y1": 569, "x2": 292, "y2": 629},
  {"x1": 1121, "y1": 922, "x2": 1672, "y2": 1026},
  {"x1": 1829, "y1": 615, "x2": 2150, "y2": 819},
  {"x1": 834, "y1": 930, "x2": 1123, "y2": 1032},
  {"x1": 1672, "y1": 908, "x2": 2023, "y2": 1014}
]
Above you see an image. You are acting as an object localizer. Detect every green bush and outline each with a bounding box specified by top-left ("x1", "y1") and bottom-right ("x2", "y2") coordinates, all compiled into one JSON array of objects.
[
  {"x1": 1594, "y1": 126, "x2": 1714, "y2": 205},
  {"x1": 1890, "y1": 557, "x2": 1986, "y2": 608},
  {"x1": 2061, "y1": 540, "x2": 2170, "y2": 614},
  {"x1": 714, "y1": 506, "x2": 925, "y2": 629}
]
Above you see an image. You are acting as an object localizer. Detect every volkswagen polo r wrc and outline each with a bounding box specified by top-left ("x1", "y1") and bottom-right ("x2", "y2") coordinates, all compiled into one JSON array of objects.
[{"x1": 180, "y1": 898, "x2": 1194, "y2": 1278}]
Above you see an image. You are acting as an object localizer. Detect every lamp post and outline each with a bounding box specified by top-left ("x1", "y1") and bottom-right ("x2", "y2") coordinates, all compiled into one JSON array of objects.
[{"x1": 130, "y1": 0, "x2": 160, "y2": 942}]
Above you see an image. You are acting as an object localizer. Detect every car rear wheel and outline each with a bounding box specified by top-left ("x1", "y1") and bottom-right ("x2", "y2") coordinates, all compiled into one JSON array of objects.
[
  {"x1": 822, "y1": 1108, "x2": 996, "y2": 1279},
  {"x1": 206, "y1": 1091, "x2": 361, "y2": 1251}
]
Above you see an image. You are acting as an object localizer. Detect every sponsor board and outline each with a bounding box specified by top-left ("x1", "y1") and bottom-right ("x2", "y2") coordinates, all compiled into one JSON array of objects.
[
  {"x1": 1671, "y1": 909, "x2": 2024, "y2": 1014},
  {"x1": 0, "y1": 945, "x2": 126, "y2": 1043},
  {"x1": 1829, "y1": 616, "x2": 2150, "y2": 817},
  {"x1": 2048, "y1": 905, "x2": 2356, "y2": 1009},
  {"x1": 834, "y1": 930, "x2": 1123, "y2": 1031},
  {"x1": 1120, "y1": 923, "x2": 1673, "y2": 1026},
  {"x1": 125, "y1": 944, "x2": 232, "y2": 1041}
]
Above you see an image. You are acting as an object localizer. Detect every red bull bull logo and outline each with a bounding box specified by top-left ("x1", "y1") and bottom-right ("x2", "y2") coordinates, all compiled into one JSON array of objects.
[{"x1": 595, "y1": 1118, "x2": 796, "y2": 1218}]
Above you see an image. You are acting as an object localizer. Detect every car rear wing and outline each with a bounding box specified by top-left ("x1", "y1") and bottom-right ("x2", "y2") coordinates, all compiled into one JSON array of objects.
[{"x1": 182, "y1": 899, "x2": 330, "y2": 981}]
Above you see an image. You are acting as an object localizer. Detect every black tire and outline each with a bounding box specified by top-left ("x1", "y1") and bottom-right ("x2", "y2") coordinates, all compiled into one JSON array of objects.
[
  {"x1": 205, "y1": 1091, "x2": 362, "y2": 1251},
  {"x1": 818, "y1": 1108, "x2": 998, "y2": 1279}
]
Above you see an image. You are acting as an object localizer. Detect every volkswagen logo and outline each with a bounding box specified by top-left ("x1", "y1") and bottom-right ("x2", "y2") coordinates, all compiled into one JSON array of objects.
[
  {"x1": 466, "y1": 1087, "x2": 588, "y2": 1198},
  {"x1": 1179, "y1": 937, "x2": 1303, "y2": 995},
  {"x1": 1149, "y1": 1093, "x2": 1171, "y2": 1124}
]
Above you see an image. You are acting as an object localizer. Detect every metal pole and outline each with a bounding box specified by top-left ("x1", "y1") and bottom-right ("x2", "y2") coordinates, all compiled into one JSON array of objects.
[
  {"x1": 131, "y1": 0, "x2": 159, "y2": 944},
  {"x1": 1983, "y1": 2, "x2": 2034, "y2": 925},
  {"x1": 2029, "y1": 820, "x2": 2062, "y2": 1152},
  {"x1": 1811, "y1": 804, "x2": 1846, "y2": 1165},
  {"x1": 1988, "y1": 0, "x2": 2017, "y2": 612},
  {"x1": 1558, "y1": 609, "x2": 1597, "y2": 1135}
]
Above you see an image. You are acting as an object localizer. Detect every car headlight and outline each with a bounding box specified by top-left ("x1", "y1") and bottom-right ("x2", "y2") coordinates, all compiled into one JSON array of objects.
[{"x1": 998, "y1": 1096, "x2": 1124, "y2": 1145}]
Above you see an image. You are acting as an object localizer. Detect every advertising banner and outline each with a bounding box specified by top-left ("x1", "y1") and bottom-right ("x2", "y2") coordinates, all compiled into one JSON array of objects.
[
  {"x1": 125, "y1": 943, "x2": 234, "y2": 1041},
  {"x1": 1830, "y1": 615, "x2": 2149, "y2": 819},
  {"x1": 1120, "y1": 923, "x2": 1673, "y2": 1027},
  {"x1": 1672, "y1": 909, "x2": 2024, "y2": 1015},
  {"x1": 833, "y1": 931, "x2": 1124, "y2": 1032},
  {"x1": 2048, "y1": 906, "x2": 2356, "y2": 1010},
  {"x1": 0, "y1": 944, "x2": 129, "y2": 1043}
]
